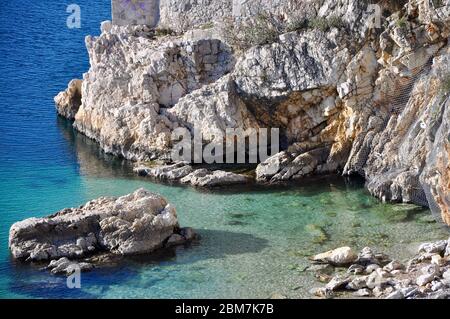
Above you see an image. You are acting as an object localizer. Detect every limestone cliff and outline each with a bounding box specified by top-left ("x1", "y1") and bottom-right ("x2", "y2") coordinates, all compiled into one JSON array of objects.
[{"x1": 55, "y1": 0, "x2": 450, "y2": 224}]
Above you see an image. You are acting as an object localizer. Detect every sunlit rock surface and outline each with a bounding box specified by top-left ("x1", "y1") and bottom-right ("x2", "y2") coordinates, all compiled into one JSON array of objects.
[{"x1": 55, "y1": 0, "x2": 450, "y2": 223}]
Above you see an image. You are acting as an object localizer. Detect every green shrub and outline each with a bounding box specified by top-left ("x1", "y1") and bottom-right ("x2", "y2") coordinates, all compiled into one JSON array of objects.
[
  {"x1": 396, "y1": 17, "x2": 408, "y2": 29},
  {"x1": 200, "y1": 22, "x2": 215, "y2": 30},
  {"x1": 224, "y1": 13, "x2": 282, "y2": 52},
  {"x1": 432, "y1": 0, "x2": 444, "y2": 8},
  {"x1": 225, "y1": 13, "x2": 345, "y2": 52},
  {"x1": 243, "y1": 13, "x2": 281, "y2": 46},
  {"x1": 328, "y1": 16, "x2": 346, "y2": 29},
  {"x1": 285, "y1": 17, "x2": 309, "y2": 33}
]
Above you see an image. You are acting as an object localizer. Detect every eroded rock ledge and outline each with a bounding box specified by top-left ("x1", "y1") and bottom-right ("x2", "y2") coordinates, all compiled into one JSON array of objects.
[
  {"x1": 9, "y1": 189, "x2": 198, "y2": 273},
  {"x1": 134, "y1": 162, "x2": 251, "y2": 187}
]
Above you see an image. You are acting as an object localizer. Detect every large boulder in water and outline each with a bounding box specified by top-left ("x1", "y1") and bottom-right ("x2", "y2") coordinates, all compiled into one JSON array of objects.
[{"x1": 9, "y1": 189, "x2": 196, "y2": 261}]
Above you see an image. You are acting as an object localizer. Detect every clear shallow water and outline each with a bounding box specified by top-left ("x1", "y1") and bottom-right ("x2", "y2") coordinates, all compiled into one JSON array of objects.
[{"x1": 0, "y1": 0, "x2": 448, "y2": 299}]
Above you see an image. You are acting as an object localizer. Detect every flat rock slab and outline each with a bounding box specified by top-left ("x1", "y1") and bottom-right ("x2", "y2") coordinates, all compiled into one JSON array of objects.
[{"x1": 9, "y1": 189, "x2": 196, "y2": 262}]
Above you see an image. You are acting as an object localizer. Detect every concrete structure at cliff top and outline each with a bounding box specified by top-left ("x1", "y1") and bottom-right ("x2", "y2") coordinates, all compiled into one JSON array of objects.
[{"x1": 56, "y1": 0, "x2": 450, "y2": 224}]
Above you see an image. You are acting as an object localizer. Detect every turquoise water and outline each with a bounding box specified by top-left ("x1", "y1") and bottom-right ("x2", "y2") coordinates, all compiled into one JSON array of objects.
[{"x1": 0, "y1": 0, "x2": 448, "y2": 299}]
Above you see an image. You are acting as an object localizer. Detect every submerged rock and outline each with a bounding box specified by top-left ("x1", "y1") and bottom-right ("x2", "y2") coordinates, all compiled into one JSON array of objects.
[
  {"x1": 135, "y1": 162, "x2": 194, "y2": 181},
  {"x1": 46, "y1": 257, "x2": 94, "y2": 275},
  {"x1": 180, "y1": 169, "x2": 250, "y2": 187},
  {"x1": 418, "y1": 240, "x2": 448, "y2": 255},
  {"x1": 9, "y1": 189, "x2": 198, "y2": 264}
]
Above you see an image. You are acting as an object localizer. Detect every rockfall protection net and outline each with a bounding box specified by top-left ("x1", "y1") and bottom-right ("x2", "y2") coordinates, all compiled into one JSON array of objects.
[
  {"x1": 421, "y1": 95, "x2": 449, "y2": 221},
  {"x1": 350, "y1": 56, "x2": 436, "y2": 209}
]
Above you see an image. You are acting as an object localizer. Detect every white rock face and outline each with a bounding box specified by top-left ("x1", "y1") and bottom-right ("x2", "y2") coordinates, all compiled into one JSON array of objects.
[
  {"x1": 234, "y1": 30, "x2": 350, "y2": 100},
  {"x1": 168, "y1": 75, "x2": 259, "y2": 141},
  {"x1": 8, "y1": 189, "x2": 195, "y2": 261},
  {"x1": 74, "y1": 25, "x2": 234, "y2": 161}
]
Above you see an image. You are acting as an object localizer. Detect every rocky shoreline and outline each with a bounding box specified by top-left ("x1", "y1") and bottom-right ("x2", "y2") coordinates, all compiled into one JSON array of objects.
[
  {"x1": 309, "y1": 239, "x2": 450, "y2": 299},
  {"x1": 9, "y1": 189, "x2": 198, "y2": 275}
]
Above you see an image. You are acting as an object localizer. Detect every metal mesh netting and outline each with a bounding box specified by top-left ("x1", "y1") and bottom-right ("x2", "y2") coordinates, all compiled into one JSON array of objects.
[
  {"x1": 346, "y1": 53, "x2": 444, "y2": 213},
  {"x1": 421, "y1": 95, "x2": 450, "y2": 221},
  {"x1": 370, "y1": 55, "x2": 448, "y2": 220},
  {"x1": 389, "y1": 58, "x2": 434, "y2": 115}
]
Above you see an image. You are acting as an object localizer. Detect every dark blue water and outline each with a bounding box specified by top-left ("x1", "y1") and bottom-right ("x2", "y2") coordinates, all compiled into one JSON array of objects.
[{"x1": 0, "y1": 0, "x2": 448, "y2": 299}]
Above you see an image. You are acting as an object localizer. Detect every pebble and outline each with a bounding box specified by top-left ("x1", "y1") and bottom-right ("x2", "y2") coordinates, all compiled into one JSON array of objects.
[
  {"x1": 357, "y1": 247, "x2": 379, "y2": 265},
  {"x1": 384, "y1": 286, "x2": 395, "y2": 295},
  {"x1": 326, "y1": 275, "x2": 351, "y2": 291},
  {"x1": 309, "y1": 241, "x2": 450, "y2": 299},
  {"x1": 418, "y1": 240, "x2": 447, "y2": 255},
  {"x1": 365, "y1": 264, "x2": 381, "y2": 273},
  {"x1": 309, "y1": 287, "x2": 332, "y2": 299},
  {"x1": 384, "y1": 260, "x2": 404, "y2": 272},
  {"x1": 346, "y1": 276, "x2": 368, "y2": 290},
  {"x1": 417, "y1": 274, "x2": 435, "y2": 286},
  {"x1": 431, "y1": 281, "x2": 445, "y2": 292},
  {"x1": 270, "y1": 293, "x2": 288, "y2": 299},
  {"x1": 312, "y1": 247, "x2": 357, "y2": 266},
  {"x1": 416, "y1": 264, "x2": 440, "y2": 287},
  {"x1": 401, "y1": 287, "x2": 417, "y2": 298},
  {"x1": 373, "y1": 286, "x2": 384, "y2": 297},
  {"x1": 347, "y1": 264, "x2": 365, "y2": 275},
  {"x1": 431, "y1": 254, "x2": 446, "y2": 267}
]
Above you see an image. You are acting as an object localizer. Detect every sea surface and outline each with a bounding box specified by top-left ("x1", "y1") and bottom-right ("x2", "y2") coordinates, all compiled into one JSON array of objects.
[{"x1": 0, "y1": 0, "x2": 448, "y2": 299}]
